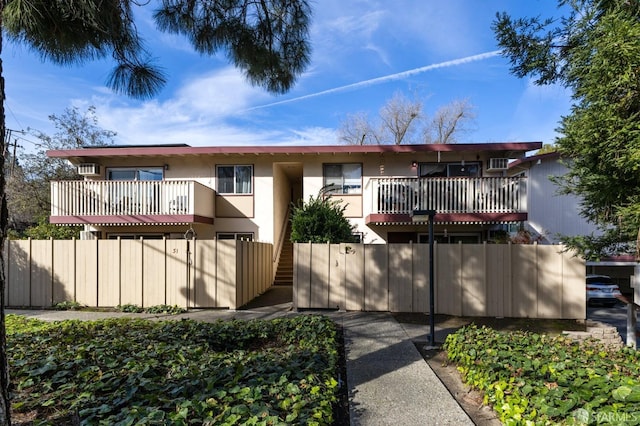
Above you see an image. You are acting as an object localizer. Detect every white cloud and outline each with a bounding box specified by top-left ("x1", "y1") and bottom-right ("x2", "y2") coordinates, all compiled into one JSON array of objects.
[
  {"x1": 175, "y1": 67, "x2": 270, "y2": 116},
  {"x1": 88, "y1": 66, "x2": 276, "y2": 145}
]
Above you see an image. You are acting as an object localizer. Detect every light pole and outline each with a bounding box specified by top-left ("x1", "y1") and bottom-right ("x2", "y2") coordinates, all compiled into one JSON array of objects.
[{"x1": 412, "y1": 209, "x2": 437, "y2": 348}]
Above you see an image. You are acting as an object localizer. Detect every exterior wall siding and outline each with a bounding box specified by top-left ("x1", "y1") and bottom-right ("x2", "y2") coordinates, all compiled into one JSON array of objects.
[{"x1": 526, "y1": 160, "x2": 596, "y2": 242}]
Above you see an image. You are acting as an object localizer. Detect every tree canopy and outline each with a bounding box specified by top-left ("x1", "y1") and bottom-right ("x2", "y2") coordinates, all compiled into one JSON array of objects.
[
  {"x1": 3, "y1": 0, "x2": 312, "y2": 98},
  {"x1": 493, "y1": 0, "x2": 640, "y2": 260}
]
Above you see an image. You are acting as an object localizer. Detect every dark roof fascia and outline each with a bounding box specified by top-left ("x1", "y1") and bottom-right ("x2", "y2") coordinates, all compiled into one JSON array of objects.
[{"x1": 47, "y1": 142, "x2": 543, "y2": 159}]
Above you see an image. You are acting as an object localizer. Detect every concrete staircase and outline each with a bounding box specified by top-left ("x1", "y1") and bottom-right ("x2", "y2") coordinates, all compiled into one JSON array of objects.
[{"x1": 273, "y1": 224, "x2": 293, "y2": 286}]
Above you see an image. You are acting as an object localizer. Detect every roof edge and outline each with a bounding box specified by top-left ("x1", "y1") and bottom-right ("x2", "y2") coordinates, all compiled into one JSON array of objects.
[{"x1": 47, "y1": 141, "x2": 543, "y2": 159}]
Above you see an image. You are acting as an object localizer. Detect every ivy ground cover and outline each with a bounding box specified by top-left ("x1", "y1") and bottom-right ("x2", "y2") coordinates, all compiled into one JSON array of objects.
[
  {"x1": 8, "y1": 314, "x2": 341, "y2": 425},
  {"x1": 444, "y1": 325, "x2": 640, "y2": 425}
]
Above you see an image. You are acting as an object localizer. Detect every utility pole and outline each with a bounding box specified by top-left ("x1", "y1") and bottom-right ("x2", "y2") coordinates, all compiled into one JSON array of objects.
[{"x1": 3, "y1": 129, "x2": 23, "y2": 176}]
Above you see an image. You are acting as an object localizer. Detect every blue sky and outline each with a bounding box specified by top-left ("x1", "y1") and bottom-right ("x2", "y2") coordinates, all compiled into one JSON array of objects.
[{"x1": 3, "y1": 0, "x2": 571, "y2": 150}]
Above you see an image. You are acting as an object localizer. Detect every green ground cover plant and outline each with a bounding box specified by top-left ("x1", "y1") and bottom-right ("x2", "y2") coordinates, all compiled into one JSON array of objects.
[
  {"x1": 444, "y1": 325, "x2": 640, "y2": 425},
  {"x1": 7, "y1": 314, "x2": 341, "y2": 425},
  {"x1": 53, "y1": 301, "x2": 85, "y2": 311},
  {"x1": 115, "y1": 304, "x2": 186, "y2": 315}
]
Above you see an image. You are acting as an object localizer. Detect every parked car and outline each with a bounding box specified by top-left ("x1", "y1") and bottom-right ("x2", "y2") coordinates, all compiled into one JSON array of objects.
[{"x1": 586, "y1": 274, "x2": 622, "y2": 307}]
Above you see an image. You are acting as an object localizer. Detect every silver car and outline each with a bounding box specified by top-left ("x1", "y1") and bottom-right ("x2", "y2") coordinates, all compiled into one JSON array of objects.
[{"x1": 586, "y1": 274, "x2": 621, "y2": 307}]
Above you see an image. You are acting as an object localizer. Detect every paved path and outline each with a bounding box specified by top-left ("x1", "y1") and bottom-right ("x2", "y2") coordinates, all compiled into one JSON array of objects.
[{"x1": 339, "y1": 312, "x2": 472, "y2": 425}]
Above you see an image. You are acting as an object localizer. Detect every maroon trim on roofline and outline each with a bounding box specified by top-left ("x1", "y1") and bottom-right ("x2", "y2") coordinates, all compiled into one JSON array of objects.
[
  {"x1": 365, "y1": 212, "x2": 528, "y2": 224},
  {"x1": 508, "y1": 151, "x2": 562, "y2": 169},
  {"x1": 50, "y1": 214, "x2": 214, "y2": 225},
  {"x1": 47, "y1": 142, "x2": 543, "y2": 159}
]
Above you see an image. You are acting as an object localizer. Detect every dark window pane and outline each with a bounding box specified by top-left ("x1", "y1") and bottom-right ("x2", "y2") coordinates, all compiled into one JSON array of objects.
[{"x1": 217, "y1": 166, "x2": 235, "y2": 193}]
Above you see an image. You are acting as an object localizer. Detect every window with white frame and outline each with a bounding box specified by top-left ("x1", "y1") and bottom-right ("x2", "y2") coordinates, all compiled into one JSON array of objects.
[
  {"x1": 323, "y1": 163, "x2": 362, "y2": 194},
  {"x1": 216, "y1": 165, "x2": 253, "y2": 194}
]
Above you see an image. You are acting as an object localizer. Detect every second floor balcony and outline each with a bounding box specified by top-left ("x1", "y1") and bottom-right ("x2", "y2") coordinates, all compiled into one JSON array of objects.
[
  {"x1": 50, "y1": 180, "x2": 215, "y2": 225},
  {"x1": 367, "y1": 176, "x2": 527, "y2": 224}
]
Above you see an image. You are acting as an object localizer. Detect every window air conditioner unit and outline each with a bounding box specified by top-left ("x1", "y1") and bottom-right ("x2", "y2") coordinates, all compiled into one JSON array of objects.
[
  {"x1": 77, "y1": 163, "x2": 100, "y2": 176},
  {"x1": 487, "y1": 158, "x2": 509, "y2": 171}
]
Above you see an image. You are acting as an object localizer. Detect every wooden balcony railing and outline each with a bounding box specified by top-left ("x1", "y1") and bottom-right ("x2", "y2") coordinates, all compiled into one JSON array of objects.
[
  {"x1": 370, "y1": 177, "x2": 527, "y2": 215},
  {"x1": 50, "y1": 180, "x2": 214, "y2": 218}
]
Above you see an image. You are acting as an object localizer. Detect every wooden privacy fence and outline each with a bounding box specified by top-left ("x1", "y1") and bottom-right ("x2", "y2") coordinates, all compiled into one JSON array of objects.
[
  {"x1": 5, "y1": 239, "x2": 273, "y2": 310},
  {"x1": 293, "y1": 242, "x2": 586, "y2": 319}
]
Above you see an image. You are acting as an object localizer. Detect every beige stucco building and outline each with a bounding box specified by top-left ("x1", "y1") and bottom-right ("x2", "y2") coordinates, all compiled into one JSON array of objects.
[{"x1": 48, "y1": 142, "x2": 541, "y2": 248}]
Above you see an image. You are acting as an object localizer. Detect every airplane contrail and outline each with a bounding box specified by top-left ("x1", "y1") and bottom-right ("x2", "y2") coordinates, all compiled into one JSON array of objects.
[{"x1": 246, "y1": 50, "x2": 502, "y2": 111}]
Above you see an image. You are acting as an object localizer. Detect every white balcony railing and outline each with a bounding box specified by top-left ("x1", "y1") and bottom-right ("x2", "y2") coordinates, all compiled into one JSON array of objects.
[
  {"x1": 51, "y1": 180, "x2": 212, "y2": 217},
  {"x1": 370, "y1": 177, "x2": 527, "y2": 215}
]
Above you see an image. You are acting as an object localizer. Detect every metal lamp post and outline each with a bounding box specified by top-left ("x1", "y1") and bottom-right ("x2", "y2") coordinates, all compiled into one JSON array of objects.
[{"x1": 412, "y1": 209, "x2": 437, "y2": 348}]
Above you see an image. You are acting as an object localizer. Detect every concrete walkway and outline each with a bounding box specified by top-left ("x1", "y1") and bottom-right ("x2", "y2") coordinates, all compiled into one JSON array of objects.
[
  {"x1": 339, "y1": 312, "x2": 472, "y2": 425},
  {"x1": 7, "y1": 286, "x2": 472, "y2": 425}
]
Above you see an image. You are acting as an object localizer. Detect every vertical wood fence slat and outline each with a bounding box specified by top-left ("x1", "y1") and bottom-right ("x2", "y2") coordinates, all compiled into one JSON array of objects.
[
  {"x1": 537, "y1": 245, "x2": 563, "y2": 318},
  {"x1": 436, "y1": 244, "x2": 460, "y2": 316},
  {"x1": 8, "y1": 240, "x2": 30, "y2": 306},
  {"x1": 120, "y1": 239, "x2": 143, "y2": 306},
  {"x1": 30, "y1": 240, "x2": 53, "y2": 307},
  {"x1": 193, "y1": 240, "x2": 215, "y2": 308},
  {"x1": 562, "y1": 248, "x2": 587, "y2": 318},
  {"x1": 142, "y1": 240, "x2": 167, "y2": 307},
  {"x1": 461, "y1": 244, "x2": 485, "y2": 317},
  {"x1": 512, "y1": 244, "x2": 538, "y2": 318},
  {"x1": 165, "y1": 240, "x2": 188, "y2": 307},
  {"x1": 75, "y1": 240, "x2": 98, "y2": 306},
  {"x1": 328, "y1": 244, "x2": 345, "y2": 310},
  {"x1": 237, "y1": 241, "x2": 247, "y2": 307},
  {"x1": 311, "y1": 243, "x2": 330, "y2": 308},
  {"x1": 365, "y1": 245, "x2": 388, "y2": 311},
  {"x1": 345, "y1": 244, "x2": 365, "y2": 311},
  {"x1": 98, "y1": 239, "x2": 120, "y2": 307},
  {"x1": 217, "y1": 239, "x2": 236, "y2": 309},
  {"x1": 412, "y1": 244, "x2": 428, "y2": 313},
  {"x1": 295, "y1": 243, "x2": 312, "y2": 309},
  {"x1": 485, "y1": 244, "x2": 507, "y2": 317},
  {"x1": 389, "y1": 244, "x2": 412, "y2": 312},
  {"x1": 52, "y1": 240, "x2": 75, "y2": 304}
]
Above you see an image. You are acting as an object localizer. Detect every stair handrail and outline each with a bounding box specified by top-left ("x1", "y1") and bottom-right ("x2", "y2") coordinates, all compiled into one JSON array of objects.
[{"x1": 273, "y1": 205, "x2": 291, "y2": 262}]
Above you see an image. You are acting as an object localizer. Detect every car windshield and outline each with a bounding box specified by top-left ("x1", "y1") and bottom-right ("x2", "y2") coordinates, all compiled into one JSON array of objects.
[{"x1": 586, "y1": 276, "x2": 614, "y2": 285}]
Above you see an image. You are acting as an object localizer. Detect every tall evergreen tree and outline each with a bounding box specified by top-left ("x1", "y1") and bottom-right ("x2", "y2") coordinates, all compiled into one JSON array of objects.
[
  {"x1": 493, "y1": 0, "x2": 640, "y2": 260},
  {"x1": 0, "y1": 1, "x2": 312, "y2": 422}
]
